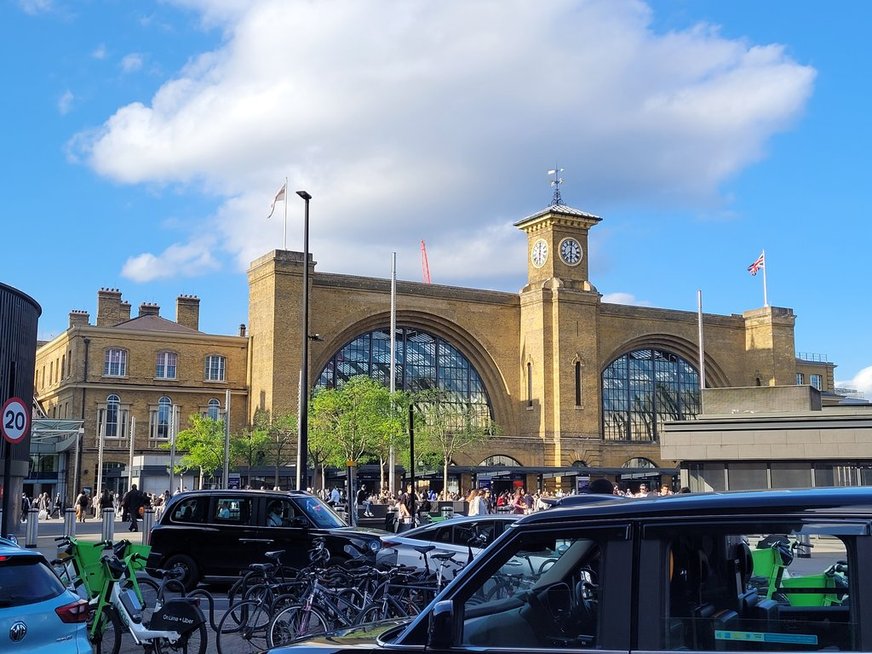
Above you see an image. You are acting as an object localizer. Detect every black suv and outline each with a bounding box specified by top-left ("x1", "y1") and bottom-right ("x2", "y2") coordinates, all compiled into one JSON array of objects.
[
  {"x1": 146, "y1": 489, "x2": 385, "y2": 588},
  {"x1": 269, "y1": 486, "x2": 872, "y2": 653}
]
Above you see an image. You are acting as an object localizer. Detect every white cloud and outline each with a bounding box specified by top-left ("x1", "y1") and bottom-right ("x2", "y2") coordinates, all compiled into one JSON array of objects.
[
  {"x1": 601, "y1": 292, "x2": 652, "y2": 306},
  {"x1": 18, "y1": 0, "x2": 52, "y2": 15},
  {"x1": 92, "y1": 44, "x2": 108, "y2": 60},
  {"x1": 71, "y1": 0, "x2": 816, "y2": 285},
  {"x1": 836, "y1": 367, "x2": 872, "y2": 399},
  {"x1": 120, "y1": 53, "x2": 145, "y2": 73},
  {"x1": 121, "y1": 241, "x2": 221, "y2": 282},
  {"x1": 58, "y1": 90, "x2": 74, "y2": 115}
]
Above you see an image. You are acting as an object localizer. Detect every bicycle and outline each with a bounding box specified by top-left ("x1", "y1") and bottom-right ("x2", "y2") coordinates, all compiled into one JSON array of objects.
[{"x1": 87, "y1": 544, "x2": 207, "y2": 654}]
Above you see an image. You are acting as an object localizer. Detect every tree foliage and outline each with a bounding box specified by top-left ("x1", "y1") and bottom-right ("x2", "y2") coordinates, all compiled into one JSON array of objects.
[{"x1": 171, "y1": 414, "x2": 226, "y2": 486}]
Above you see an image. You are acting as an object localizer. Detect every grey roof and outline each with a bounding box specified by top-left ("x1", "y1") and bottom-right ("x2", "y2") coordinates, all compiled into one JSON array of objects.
[
  {"x1": 113, "y1": 314, "x2": 201, "y2": 334},
  {"x1": 513, "y1": 203, "x2": 601, "y2": 226}
]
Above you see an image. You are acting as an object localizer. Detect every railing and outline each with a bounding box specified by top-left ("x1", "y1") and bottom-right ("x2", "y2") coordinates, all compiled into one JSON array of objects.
[{"x1": 796, "y1": 352, "x2": 829, "y2": 363}]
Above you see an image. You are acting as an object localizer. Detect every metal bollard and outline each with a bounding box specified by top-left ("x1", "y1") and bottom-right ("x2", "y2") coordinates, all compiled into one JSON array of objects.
[
  {"x1": 797, "y1": 533, "x2": 812, "y2": 559},
  {"x1": 64, "y1": 508, "x2": 77, "y2": 537},
  {"x1": 141, "y1": 509, "x2": 154, "y2": 545},
  {"x1": 101, "y1": 508, "x2": 115, "y2": 542},
  {"x1": 25, "y1": 508, "x2": 39, "y2": 548}
]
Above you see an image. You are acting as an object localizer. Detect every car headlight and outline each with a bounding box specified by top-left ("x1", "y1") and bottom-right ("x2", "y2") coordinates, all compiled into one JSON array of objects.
[{"x1": 368, "y1": 539, "x2": 381, "y2": 553}]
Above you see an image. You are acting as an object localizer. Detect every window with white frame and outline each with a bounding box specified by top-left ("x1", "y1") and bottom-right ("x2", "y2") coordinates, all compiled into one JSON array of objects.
[
  {"x1": 150, "y1": 396, "x2": 173, "y2": 439},
  {"x1": 796, "y1": 372, "x2": 805, "y2": 385},
  {"x1": 97, "y1": 394, "x2": 129, "y2": 439},
  {"x1": 156, "y1": 351, "x2": 178, "y2": 379},
  {"x1": 104, "y1": 348, "x2": 127, "y2": 377},
  {"x1": 205, "y1": 355, "x2": 226, "y2": 382},
  {"x1": 810, "y1": 373, "x2": 823, "y2": 390},
  {"x1": 207, "y1": 398, "x2": 221, "y2": 420}
]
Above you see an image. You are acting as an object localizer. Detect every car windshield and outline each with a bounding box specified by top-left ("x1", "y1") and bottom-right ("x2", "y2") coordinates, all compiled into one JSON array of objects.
[
  {"x1": 0, "y1": 556, "x2": 65, "y2": 607},
  {"x1": 293, "y1": 495, "x2": 346, "y2": 528}
]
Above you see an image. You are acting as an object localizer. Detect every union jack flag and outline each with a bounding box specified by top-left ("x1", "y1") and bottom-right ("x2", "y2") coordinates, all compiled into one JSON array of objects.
[{"x1": 747, "y1": 251, "x2": 765, "y2": 276}]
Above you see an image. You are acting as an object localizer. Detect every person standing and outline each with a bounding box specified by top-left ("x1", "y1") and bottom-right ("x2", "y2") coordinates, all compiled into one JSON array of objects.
[{"x1": 123, "y1": 484, "x2": 143, "y2": 532}]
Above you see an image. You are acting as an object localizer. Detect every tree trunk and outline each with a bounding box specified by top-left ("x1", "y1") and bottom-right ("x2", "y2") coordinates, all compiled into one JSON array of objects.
[{"x1": 443, "y1": 456, "x2": 449, "y2": 500}]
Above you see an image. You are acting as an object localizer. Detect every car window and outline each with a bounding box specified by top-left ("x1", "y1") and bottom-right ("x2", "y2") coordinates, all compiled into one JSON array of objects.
[
  {"x1": 454, "y1": 520, "x2": 496, "y2": 547},
  {"x1": 212, "y1": 497, "x2": 252, "y2": 524},
  {"x1": 265, "y1": 498, "x2": 298, "y2": 526},
  {"x1": 654, "y1": 523, "x2": 857, "y2": 651},
  {"x1": 0, "y1": 556, "x2": 65, "y2": 606},
  {"x1": 460, "y1": 531, "x2": 607, "y2": 649},
  {"x1": 169, "y1": 497, "x2": 206, "y2": 524},
  {"x1": 292, "y1": 495, "x2": 345, "y2": 528}
]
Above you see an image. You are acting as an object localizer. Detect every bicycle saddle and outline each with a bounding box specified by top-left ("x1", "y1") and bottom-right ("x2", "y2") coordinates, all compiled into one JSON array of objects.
[
  {"x1": 265, "y1": 550, "x2": 284, "y2": 561},
  {"x1": 412, "y1": 544, "x2": 436, "y2": 554},
  {"x1": 431, "y1": 552, "x2": 456, "y2": 561}
]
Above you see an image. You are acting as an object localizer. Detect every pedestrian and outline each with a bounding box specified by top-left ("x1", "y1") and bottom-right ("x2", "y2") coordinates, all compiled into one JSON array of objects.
[
  {"x1": 122, "y1": 484, "x2": 143, "y2": 532},
  {"x1": 20, "y1": 493, "x2": 31, "y2": 523},
  {"x1": 75, "y1": 490, "x2": 90, "y2": 523}
]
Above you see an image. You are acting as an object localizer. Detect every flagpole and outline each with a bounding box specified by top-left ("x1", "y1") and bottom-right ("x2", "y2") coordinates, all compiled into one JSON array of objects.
[
  {"x1": 762, "y1": 249, "x2": 769, "y2": 307},
  {"x1": 282, "y1": 176, "x2": 288, "y2": 251},
  {"x1": 388, "y1": 252, "x2": 397, "y2": 495},
  {"x1": 697, "y1": 289, "x2": 706, "y2": 390}
]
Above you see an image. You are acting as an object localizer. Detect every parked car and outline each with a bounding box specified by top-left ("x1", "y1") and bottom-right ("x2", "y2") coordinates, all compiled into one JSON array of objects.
[
  {"x1": 377, "y1": 515, "x2": 519, "y2": 579},
  {"x1": 539, "y1": 493, "x2": 628, "y2": 508},
  {"x1": 268, "y1": 486, "x2": 872, "y2": 653},
  {"x1": 146, "y1": 489, "x2": 385, "y2": 589},
  {"x1": 0, "y1": 536, "x2": 91, "y2": 652}
]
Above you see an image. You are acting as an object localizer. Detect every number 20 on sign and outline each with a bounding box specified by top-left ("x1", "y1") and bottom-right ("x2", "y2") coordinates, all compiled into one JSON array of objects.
[{"x1": 1, "y1": 397, "x2": 30, "y2": 445}]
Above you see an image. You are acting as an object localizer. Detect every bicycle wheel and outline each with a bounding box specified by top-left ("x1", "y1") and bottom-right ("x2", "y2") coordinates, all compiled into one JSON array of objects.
[
  {"x1": 268, "y1": 603, "x2": 328, "y2": 648},
  {"x1": 153, "y1": 622, "x2": 208, "y2": 654},
  {"x1": 217, "y1": 599, "x2": 272, "y2": 654},
  {"x1": 88, "y1": 605, "x2": 122, "y2": 654},
  {"x1": 227, "y1": 571, "x2": 265, "y2": 607}
]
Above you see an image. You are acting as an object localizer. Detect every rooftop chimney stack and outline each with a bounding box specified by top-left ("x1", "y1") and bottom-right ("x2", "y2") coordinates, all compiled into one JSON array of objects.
[
  {"x1": 176, "y1": 295, "x2": 200, "y2": 330},
  {"x1": 69, "y1": 310, "x2": 90, "y2": 328},
  {"x1": 97, "y1": 288, "x2": 127, "y2": 326},
  {"x1": 138, "y1": 302, "x2": 160, "y2": 318},
  {"x1": 239, "y1": 323, "x2": 247, "y2": 337}
]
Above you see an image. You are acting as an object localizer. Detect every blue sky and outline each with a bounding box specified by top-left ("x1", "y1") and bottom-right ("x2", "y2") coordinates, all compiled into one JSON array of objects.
[{"x1": 3, "y1": 0, "x2": 870, "y2": 395}]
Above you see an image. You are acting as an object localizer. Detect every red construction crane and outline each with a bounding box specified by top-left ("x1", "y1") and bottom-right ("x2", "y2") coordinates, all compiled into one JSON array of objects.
[{"x1": 420, "y1": 240, "x2": 431, "y2": 284}]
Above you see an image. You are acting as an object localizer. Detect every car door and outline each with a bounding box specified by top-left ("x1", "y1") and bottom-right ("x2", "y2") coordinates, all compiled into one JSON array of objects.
[
  {"x1": 394, "y1": 520, "x2": 634, "y2": 654},
  {"x1": 251, "y1": 496, "x2": 312, "y2": 568},
  {"x1": 637, "y1": 516, "x2": 870, "y2": 653},
  {"x1": 200, "y1": 494, "x2": 259, "y2": 577}
]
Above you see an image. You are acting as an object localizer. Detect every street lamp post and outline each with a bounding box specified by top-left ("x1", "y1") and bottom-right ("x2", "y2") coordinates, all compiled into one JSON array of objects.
[{"x1": 296, "y1": 190, "x2": 312, "y2": 492}]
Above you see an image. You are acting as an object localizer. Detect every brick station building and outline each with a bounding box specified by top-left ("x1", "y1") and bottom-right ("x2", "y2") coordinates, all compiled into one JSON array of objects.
[{"x1": 34, "y1": 201, "x2": 835, "y2": 499}]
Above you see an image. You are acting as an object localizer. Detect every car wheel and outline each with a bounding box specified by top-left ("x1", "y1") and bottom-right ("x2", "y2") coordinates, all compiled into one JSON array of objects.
[{"x1": 164, "y1": 554, "x2": 199, "y2": 591}]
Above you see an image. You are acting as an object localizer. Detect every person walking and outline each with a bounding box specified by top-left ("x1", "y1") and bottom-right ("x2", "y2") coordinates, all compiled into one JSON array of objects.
[
  {"x1": 123, "y1": 484, "x2": 143, "y2": 532},
  {"x1": 75, "y1": 490, "x2": 90, "y2": 523}
]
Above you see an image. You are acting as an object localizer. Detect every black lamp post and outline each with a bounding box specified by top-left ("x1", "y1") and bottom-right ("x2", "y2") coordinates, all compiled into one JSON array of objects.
[
  {"x1": 408, "y1": 403, "x2": 416, "y2": 520},
  {"x1": 296, "y1": 190, "x2": 312, "y2": 491}
]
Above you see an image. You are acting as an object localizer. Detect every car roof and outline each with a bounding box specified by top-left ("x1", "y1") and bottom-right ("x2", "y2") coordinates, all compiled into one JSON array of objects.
[
  {"x1": 394, "y1": 514, "x2": 518, "y2": 538},
  {"x1": 0, "y1": 537, "x2": 44, "y2": 560},
  {"x1": 542, "y1": 494, "x2": 629, "y2": 506},
  {"x1": 516, "y1": 486, "x2": 872, "y2": 526}
]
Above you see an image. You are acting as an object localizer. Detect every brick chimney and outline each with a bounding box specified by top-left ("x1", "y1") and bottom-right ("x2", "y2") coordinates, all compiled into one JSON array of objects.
[
  {"x1": 96, "y1": 288, "x2": 128, "y2": 326},
  {"x1": 138, "y1": 302, "x2": 160, "y2": 318},
  {"x1": 69, "y1": 310, "x2": 90, "y2": 328},
  {"x1": 176, "y1": 295, "x2": 200, "y2": 331},
  {"x1": 239, "y1": 323, "x2": 247, "y2": 337}
]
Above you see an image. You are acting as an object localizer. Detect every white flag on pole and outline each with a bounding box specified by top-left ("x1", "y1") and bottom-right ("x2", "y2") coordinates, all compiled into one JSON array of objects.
[{"x1": 267, "y1": 182, "x2": 287, "y2": 219}]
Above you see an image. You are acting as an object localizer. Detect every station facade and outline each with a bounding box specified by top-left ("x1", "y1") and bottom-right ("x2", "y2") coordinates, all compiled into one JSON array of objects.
[{"x1": 33, "y1": 201, "x2": 837, "y2": 498}]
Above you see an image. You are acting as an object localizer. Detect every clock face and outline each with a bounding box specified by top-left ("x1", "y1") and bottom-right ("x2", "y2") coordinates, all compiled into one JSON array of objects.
[
  {"x1": 531, "y1": 239, "x2": 548, "y2": 268},
  {"x1": 559, "y1": 237, "x2": 583, "y2": 266}
]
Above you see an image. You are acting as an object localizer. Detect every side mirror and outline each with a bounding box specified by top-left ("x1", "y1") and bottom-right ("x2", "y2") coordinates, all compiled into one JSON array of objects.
[{"x1": 427, "y1": 600, "x2": 455, "y2": 650}]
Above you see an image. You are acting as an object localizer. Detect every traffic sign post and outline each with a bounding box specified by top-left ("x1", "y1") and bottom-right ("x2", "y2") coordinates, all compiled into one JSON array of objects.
[{"x1": 1, "y1": 397, "x2": 31, "y2": 444}]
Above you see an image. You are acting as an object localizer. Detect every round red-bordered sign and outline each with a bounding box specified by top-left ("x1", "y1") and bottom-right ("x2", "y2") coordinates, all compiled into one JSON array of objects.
[{"x1": 1, "y1": 397, "x2": 30, "y2": 444}]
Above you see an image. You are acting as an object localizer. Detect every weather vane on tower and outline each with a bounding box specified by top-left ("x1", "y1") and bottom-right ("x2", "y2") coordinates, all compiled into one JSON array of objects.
[{"x1": 548, "y1": 166, "x2": 564, "y2": 206}]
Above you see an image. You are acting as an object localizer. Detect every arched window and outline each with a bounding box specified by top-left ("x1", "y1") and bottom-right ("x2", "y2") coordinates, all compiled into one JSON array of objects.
[
  {"x1": 316, "y1": 327, "x2": 491, "y2": 419},
  {"x1": 479, "y1": 455, "x2": 522, "y2": 467},
  {"x1": 152, "y1": 396, "x2": 172, "y2": 440},
  {"x1": 572, "y1": 460, "x2": 588, "y2": 468},
  {"x1": 105, "y1": 394, "x2": 120, "y2": 438},
  {"x1": 207, "y1": 398, "x2": 221, "y2": 421},
  {"x1": 623, "y1": 457, "x2": 657, "y2": 469},
  {"x1": 602, "y1": 348, "x2": 700, "y2": 442}
]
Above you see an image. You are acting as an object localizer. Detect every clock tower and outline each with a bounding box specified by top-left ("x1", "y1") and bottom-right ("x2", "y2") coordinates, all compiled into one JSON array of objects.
[{"x1": 515, "y1": 203, "x2": 601, "y2": 291}]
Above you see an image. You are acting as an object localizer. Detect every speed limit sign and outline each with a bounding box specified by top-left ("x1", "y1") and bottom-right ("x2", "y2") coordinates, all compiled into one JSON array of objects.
[{"x1": 1, "y1": 397, "x2": 30, "y2": 444}]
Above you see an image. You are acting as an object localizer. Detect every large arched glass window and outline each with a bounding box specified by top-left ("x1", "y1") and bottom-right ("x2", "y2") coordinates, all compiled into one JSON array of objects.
[
  {"x1": 602, "y1": 348, "x2": 700, "y2": 442},
  {"x1": 316, "y1": 327, "x2": 491, "y2": 417},
  {"x1": 480, "y1": 455, "x2": 521, "y2": 467},
  {"x1": 153, "y1": 396, "x2": 172, "y2": 440}
]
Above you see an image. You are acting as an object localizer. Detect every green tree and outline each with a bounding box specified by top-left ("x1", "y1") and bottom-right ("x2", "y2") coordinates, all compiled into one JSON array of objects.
[
  {"x1": 266, "y1": 411, "x2": 298, "y2": 488},
  {"x1": 308, "y1": 413, "x2": 339, "y2": 492},
  {"x1": 170, "y1": 414, "x2": 225, "y2": 488},
  {"x1": 412, "y1": 388, "x2": 499, "y2": 497},
  {"x1": 230, "y1": 412, "x2": 270, "y2": 487}
]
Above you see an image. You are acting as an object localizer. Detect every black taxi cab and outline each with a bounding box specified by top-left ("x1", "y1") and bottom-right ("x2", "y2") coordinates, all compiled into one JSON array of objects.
[
  {"x1": 146, "y1": 489, "x2": 384, "y2": 588},
  {"x1": 271, "y1": 486, "x2": 872, "y2": 653}
]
